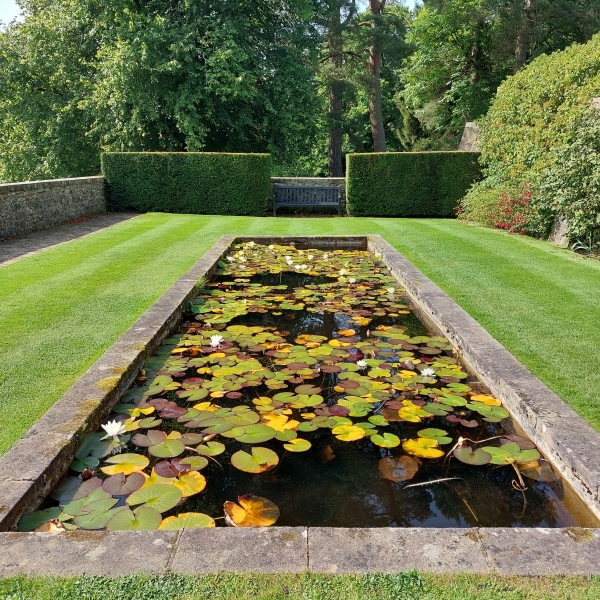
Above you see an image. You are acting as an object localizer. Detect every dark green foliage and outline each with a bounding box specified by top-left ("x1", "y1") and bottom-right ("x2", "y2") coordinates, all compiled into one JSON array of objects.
[
  {"x1": 101, "y1": 153, "x2": 271, "y2": 216},
  {"x1": 346, "y1": 152, "x2": 481, "y2": 217}
]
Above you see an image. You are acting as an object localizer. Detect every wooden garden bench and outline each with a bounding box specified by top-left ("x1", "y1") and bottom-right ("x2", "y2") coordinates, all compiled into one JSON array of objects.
[{"x1": 273, "y1": 184, "x2": 342, "y2": 216}]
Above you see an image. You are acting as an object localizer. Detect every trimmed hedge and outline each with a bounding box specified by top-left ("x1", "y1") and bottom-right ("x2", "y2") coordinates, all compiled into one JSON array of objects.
[
  {"x1": 346, "y1": 152, "x2": 481, "y2": 217},
  {"x1": 101, "y1": 152, "x2": 271, "y2": 215}
]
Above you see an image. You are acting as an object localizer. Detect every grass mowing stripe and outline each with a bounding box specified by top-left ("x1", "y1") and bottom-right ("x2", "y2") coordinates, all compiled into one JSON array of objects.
[{"x1": 1, "y1": 214, "x2": 600, "y2": 456}]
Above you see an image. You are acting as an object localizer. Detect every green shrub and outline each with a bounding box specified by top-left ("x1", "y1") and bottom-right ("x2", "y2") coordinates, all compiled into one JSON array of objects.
[
  {"x1": 346, "y1": 152, "x2": 481, "y2": 217},
  {"x1": 101, "y1": 152, "x2": 271, "y2": 215},
  {"x1": 539, "y1": 111, "x2": 600, "y2": 244},
  {"x1": 457, "y1": 187, "x2": 503, "y2": 227},
  {"x1": 473, "y1": 32, "x2": 600, "y2": 237}
]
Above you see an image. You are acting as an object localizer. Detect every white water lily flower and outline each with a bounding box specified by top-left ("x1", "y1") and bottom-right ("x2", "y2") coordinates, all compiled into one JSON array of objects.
[
  {"x1": 238, "y1": 256, "x2": 247, "y2": 263},
  {"x1": 323, "y1": 253, "x2": 329, "y2": 259},
  {"x1": 339, "y1": 269, "x2": 347, "y2": 276},
  {"x1": 357, "y1": 359, "x2": 368, "y2": 369},
  {"x1": 239, "y1": 265, "x2": 246, "y2": 270},
  {"x1": 246, "y1": 241, "x2": 255, "y2": 247},
  {"x1": 100, "y1": 420, "x2": 127, "y2": 442},
  {"x1": 421, "y1": 368, "x2": 436, "y2": 378},
  {"x1": 268, "y1": 245, "x2": 275, "y2": 250},
  {"x1": 386, "y1": 287, "x2": 395, "y2": 295},
  {"x1": 226, "y1": 255, "x2": 235, "y2": 262},
  {"x1": 307, "y1": 255, "x2": 314, "y2": 260},
  {"x1": 210, "y1": 334, "x2": 225, "y2": 347},
  {"x1": 285, "y1": 255, "x2": 292, "y2": 260},
  {"x1": 348, "y1": 278, "x2": 356, "y2": 284}
]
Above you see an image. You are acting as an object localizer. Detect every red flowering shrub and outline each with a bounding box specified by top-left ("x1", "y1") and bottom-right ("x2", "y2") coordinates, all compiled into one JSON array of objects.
[{"x1": 488, "y1": 184, "x2": 534, "y2": 235}]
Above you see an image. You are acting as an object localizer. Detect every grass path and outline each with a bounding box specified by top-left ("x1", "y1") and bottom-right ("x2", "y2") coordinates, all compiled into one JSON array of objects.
[
  {"x1": 1, "y1": 572, "x2": 600, "y2": 600},
  {"x1": 1, "y1": 213, "x2": 599, "y2": 454}
]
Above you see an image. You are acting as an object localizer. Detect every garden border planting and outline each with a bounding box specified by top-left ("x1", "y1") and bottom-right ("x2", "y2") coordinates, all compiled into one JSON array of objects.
[{"x1": 0, "y1": 235, "x2": 598, "y2": 576}]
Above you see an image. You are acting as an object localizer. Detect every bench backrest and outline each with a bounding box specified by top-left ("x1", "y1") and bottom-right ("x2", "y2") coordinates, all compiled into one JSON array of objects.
[{"x1": 273, "y1": 185, "x2": 340, "y2": 205}]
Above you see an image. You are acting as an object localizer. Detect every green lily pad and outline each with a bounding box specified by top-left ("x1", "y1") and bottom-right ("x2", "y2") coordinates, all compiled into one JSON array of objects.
[
  {"x1": 368, "y1": 415, "x2": 389, "y2": 426},
  {"x1": 126, "y1": 484, "x2": 183, "y2": 512},
  {"x1": 418, "y1": 428, "x2": 453, "y2": 445},
  {"x1": 74, "y1": 505, "x2": 129, "y2": 530},
  {"x1": 18, "y1": 507, "x2": 65, "y2": 532},
  {"x1": 283, "y1": 438, "x2": 312, "y2": 452},
  {"x1": 454, "y1": 446, "x2": 492, "y2": 465},
  {"x1": 371, "y1": 433, "x2": 401, "y2": 448},
  {"x1": 231, "y1": 447, "x2": 279, "y2": 473},
  {"x1": 178, "y1": 456, "x2": 209, "y2": 471},
  {"x1": 235, "y1": 424, "x2": 277, "y2": 444},
  {"x1": 480, "y1": 442, "x2": 540, "y2": 465},
  {"x1": 106, "y1": 506, "x2": 162, "y2": 531},
  {"x1": 422, "y1": 403, "x2": 453, "y2": 416},
  {"x1": 194, "y1": 442, "x2": 226, "y2": 456},
  {"x1": 275, "y1": 429, "x2": 298, "y2": 442},
  {"x1": 148, "y1": 437, "x2": 186, "y2": 459}
]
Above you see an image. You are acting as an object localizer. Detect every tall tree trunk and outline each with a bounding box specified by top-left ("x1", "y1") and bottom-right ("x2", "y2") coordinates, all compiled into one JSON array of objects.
[
  {"x1": 368, "y1": 0, "x2": 386, "y2": 152},
  {"x1": 514, "y1": 0, "x2": 534, "y2": 72},
  {"x1": 327, "y1": 5, "x2": 344, "y2": 177}
]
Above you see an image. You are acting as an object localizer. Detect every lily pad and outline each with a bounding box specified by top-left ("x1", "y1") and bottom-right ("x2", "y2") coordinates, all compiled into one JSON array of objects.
[
  {"x1": 101, "y1": 472, "x2": 146, "y2": 495},
  {"x1": 101, "y1": 453, "x2": 149, "y2": 476},
  {"x1": 106, "y1": 506, "x2": 162, "y2": 531},
  {"x1": 235, "y1": 424, "x2": 277, "y2": 444},
  {"x1": 454, "y1": 446, "x2": 492, "y2": 465},
  {"x1": 18, "y1": 507, "x2": 65, "y2": 532},
  {"x1": 223, "y1": 494, "x2": 280, "y2": 527},
  {"x1": 402, "y1": 438, "x2": 444, "y2": 459},
  {"x1": 173, "y1": 471, "x2": 207, "y2": 497},
  {"x1": 418, "y1": 428, "x2": 452, "y2": 445},
  {"x1": 332, "y1": 425, "x2": 366, "y2": 442},
  {"x1": 283, "y1": 438, "x2": 312, "y2": 452},
  {"x1": 231, "y1": 447, "x2": 279, "y2": 473},
  {"x1": 158, "y1": 512, "x2": 216, "y2": 530},
  {"x1": 371, "y1": 433, "x2": 400, "y2": 448},
  {"x1": 126, "y1": 484, "x2": 183, "y2": 512}
]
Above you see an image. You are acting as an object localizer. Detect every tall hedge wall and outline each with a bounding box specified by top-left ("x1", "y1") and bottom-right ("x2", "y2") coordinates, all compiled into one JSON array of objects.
[
  {"x1": 101, "y1": 152, "x2": 271, "y2": 215},
  {"x1": 346, "y1": 152, "x2": 481, "y2": 217}
]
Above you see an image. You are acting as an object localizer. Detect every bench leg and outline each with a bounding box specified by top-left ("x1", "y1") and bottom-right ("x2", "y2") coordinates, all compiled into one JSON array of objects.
[{"x1": 338, "y1": 205, "x2": 342, "y2": 217}]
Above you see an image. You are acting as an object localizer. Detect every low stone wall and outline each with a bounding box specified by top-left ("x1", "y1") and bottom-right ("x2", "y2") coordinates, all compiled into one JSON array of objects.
[
  {"x1": 0, "y1": 176, "x2": 106, "y2": 240},
  {"x1": 271, "y1": 177, "x2": 346, "y2": 213}
]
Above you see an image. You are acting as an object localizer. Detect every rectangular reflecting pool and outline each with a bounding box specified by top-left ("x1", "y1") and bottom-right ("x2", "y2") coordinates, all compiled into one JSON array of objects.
[{"x1": 16, "y1": 241, "x2": 599, "y2": 533}]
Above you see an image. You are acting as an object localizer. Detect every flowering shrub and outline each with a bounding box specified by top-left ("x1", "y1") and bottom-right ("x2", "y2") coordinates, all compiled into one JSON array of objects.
[{"x1": 488, "y1": 185, "x2": 534, "y2": 235}]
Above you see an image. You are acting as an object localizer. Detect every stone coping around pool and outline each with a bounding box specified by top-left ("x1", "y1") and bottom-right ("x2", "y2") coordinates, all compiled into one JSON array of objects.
[
  {"x1": 0, "y1": 527, "x2": 599, "y2": 576},
  {"x1": 0, "y1": 234, "x2": 598, "y2": 539}
]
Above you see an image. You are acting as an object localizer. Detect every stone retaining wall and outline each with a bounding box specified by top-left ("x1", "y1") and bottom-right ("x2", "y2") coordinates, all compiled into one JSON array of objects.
[
  {"x1": 0, "y1": 176, "x2": 106, "y2": 240},
  {"x1": 271, "y1": 177, "x2": 346, "y2": 213}
]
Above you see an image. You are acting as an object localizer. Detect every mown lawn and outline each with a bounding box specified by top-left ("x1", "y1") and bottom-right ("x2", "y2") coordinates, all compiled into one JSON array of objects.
[
  {"x1": 1, "y1": 213, "x2": 600, "y2": 457},
  {"x1": 2, "y1": 572, "x2": 600, "y2": 600}
]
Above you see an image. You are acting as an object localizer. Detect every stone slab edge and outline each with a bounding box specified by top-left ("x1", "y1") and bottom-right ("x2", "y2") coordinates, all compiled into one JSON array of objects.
[
  {"x1": 0, "y1": 235, "x2": 235, "y2": 531},
  {"x1": 367, "y1": 235, "x2": 600, "y2": 521},
  {"x1": 1, "y1": 527, "x2": 599, "y2": 576}
]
